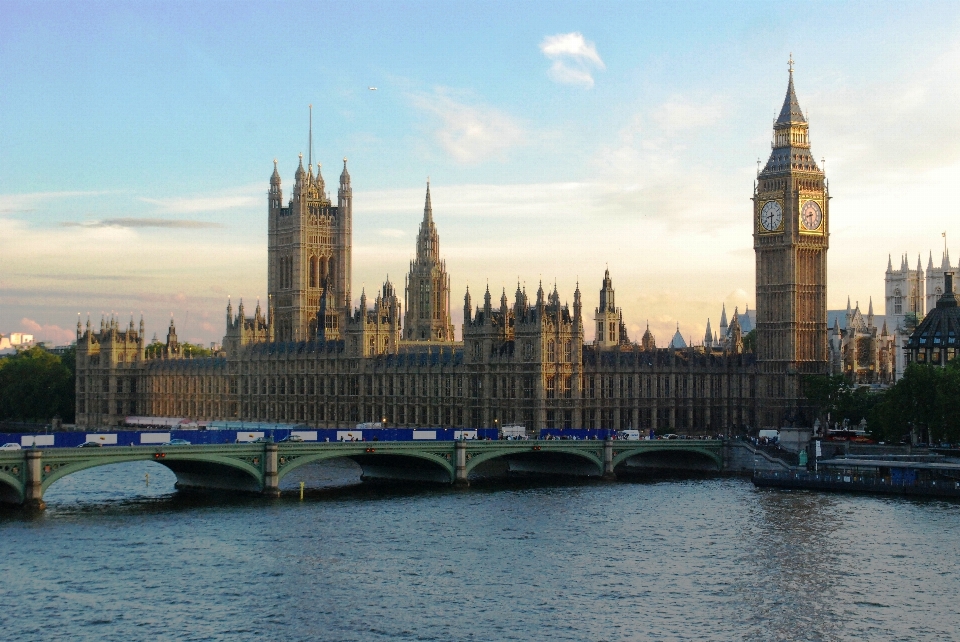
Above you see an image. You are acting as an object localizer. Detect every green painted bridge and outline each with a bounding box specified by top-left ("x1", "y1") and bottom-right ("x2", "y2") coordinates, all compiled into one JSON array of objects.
[{"x1": 0, "y1": 439, "x2": 725, "y2": 510}]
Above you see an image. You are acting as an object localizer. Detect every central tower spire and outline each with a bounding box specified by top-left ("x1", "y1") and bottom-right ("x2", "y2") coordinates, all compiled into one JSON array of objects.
[{"x1": 404, "y1": 181, "x2": 454, "y2": 341}]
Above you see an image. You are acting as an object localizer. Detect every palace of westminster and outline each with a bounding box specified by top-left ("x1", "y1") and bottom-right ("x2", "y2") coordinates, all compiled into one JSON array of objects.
[{"x1": 74, "y1": 65, "x2": 959, "y2": 431}]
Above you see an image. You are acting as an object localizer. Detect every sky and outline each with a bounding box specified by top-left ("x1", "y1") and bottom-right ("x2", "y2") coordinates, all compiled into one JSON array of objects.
[{"x1": 2, "y1": 1, "x2": 959, "y2": 347}]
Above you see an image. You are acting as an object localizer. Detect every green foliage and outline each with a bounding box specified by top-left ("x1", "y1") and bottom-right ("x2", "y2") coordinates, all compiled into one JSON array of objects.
[
  {"x1": 144, "y1": 342, "x2": 212, "y2": 359},
  {"x1": 872, "y1": 360, "x2": 960, "y2": 444},
  {"x1": 0, "y1": 346, "x2": 75, "y2": 423},
  {"x1": 802, "y1": 374, "x2": 883, "y2": 429},
  {"x1": 181, "y1": 343, "x2": 213, "y2": 358},
  {"x1": 742, "y1": 329, "x2": 757, "y2": 353}
]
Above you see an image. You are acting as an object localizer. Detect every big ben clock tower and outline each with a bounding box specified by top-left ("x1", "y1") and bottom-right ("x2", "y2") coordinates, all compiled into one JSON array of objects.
[{"x1": 754, "y1": 57, "x2": 829, "y2": 427}]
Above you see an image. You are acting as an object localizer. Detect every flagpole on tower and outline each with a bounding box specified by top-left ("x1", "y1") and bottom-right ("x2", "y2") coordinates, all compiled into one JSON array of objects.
[{"x1": 309, "y1": 104, "x2": 313, "y2": 169}]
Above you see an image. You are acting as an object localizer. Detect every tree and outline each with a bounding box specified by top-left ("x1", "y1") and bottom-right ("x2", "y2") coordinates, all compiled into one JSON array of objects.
[
  {"x1": 0, "y1": 346, "x2": 75, "y2": 423},
  {"x1": 802, "y1": 373, "x2": 883, "y2": 431},
  {"x1": 873, "y1": 360, "x2": 960, "y2": 445},
  {"x1": 144, "y1": 342, "x2": 212, "y2": 359},
  {"x1": 742, "y1": 329, "x2": 757, "y2": 353},
  {"x1": 181, "y1": 343, "x2": 212, "y2": 358}
]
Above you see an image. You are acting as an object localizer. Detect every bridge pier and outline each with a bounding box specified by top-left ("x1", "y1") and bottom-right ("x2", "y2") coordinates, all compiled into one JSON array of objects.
[
  {"x1": 602, "y1": 439, "x2": 616, "y2": 481},
  {"x1": 262, "y1": 443, "x2": 280, "y2": 497},
  {"x1": 24, "y1": 449, "x2": 46, "y2": 511},
  {"x1": 453, "y1": 440, "x2": 469, "y2": 487}
]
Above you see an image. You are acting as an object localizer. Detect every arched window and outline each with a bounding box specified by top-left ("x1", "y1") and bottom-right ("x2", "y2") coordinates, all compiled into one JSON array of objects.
[{"x1": 547, "y1": 340, "x2": 556, "y2": 361}]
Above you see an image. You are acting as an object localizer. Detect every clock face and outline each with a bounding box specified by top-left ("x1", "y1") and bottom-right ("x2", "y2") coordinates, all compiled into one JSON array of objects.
[
  {"x1": 801, "y1": 200, "x2": 823, "y2": 230},
  {"x1": 760, "y1": 200, "x2": 783, "y2": 232}
]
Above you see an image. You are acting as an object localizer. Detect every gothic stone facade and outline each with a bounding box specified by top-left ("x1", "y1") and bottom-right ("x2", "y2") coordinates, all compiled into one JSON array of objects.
[{"x1": 76, "y1": 68, "x2": 824, "y2": 432}]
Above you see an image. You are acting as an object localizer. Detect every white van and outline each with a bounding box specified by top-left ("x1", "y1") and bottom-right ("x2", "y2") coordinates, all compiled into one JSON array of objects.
[
  {"x1": 618, "y1": 430, "x2": 640, "y2": 441},
  {"x1": 500, "y1": 424, "x2": 527, "y2": 439}
]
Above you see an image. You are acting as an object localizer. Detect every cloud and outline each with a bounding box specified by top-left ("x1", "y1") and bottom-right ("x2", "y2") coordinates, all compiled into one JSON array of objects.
[
  {"x1": 377, "y1": 228, "x2": 406, "y2": 238},
  {"x1": 19, "y1": 318, "x2": 75, "y2": 346},
  {"x1": 540, "y1": 32, "x2": 605, "y2": 88},
  {"x1": 16, "y1": 273, "x2": 139, "y2": 281},
  {"x1": 59, "y1": 218, "x2": 222, "y2": 229},
  {"x1": 0, "y1": 190, "x2": 116, "y2": 214},
  {"x1": 140, "y1": 193, "x2": 260, "y2": 214},
  {"x1": 411, "y1": 90, "x2": 524, "y2": 164}
]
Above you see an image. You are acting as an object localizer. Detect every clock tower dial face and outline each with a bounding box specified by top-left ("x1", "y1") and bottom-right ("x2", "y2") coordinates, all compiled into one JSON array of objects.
[
  {"x1": 800, "y1": 200, "x2": 823, "y2": 231},
  {"x1": 760, "y1": 200, "x2": 783, "y2": 232}
]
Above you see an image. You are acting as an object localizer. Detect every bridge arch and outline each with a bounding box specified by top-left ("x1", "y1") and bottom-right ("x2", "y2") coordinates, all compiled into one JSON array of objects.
[
  {"x1": 464, "y1": 445, "x2": 604, "y2": 478},
  {"x1": 277, "y1": 448, "x2": 455, "y2": 485},
  {"x1": 612, "y1": 445, "x2": 723, "y2": 472},
  {"x1": 0, "y1": 469, "x2": 24, "y2": 504},
  {"x1": 40, "y1": 453, "x2": 264, "y2": 495}
]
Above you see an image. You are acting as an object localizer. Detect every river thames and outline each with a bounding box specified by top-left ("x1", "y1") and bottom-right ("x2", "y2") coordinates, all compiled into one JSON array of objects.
[{"x1": 2, "y1": 461, "x2": 959, "y2": 641}]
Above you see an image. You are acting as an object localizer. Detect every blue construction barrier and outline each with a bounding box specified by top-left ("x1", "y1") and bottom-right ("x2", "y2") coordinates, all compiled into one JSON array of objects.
[
  {"x1": 0, "y1": 427, "x2": 501, "y2": 448},
  {"x1": 538, "y1": 428, "x2": 615, "y2": 440}
]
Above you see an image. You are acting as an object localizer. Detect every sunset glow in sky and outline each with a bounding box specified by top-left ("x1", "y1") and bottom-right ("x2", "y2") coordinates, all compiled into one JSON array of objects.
[{"x1": 2, "y1": 1, "x2": 959, "y2": 346}]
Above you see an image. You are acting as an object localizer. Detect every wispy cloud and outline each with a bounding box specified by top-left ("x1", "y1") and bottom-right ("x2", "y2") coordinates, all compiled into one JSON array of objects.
[
  {"x1": 59, "y1": 218, "x2": 222, "y2": 229},
  {"x1": 540, "y1": 32, "x2": 605, "y2": 88},
  {"x1": 15, "y1": 273, "x2": 140, "y2": 281},
  {"x1": 0, "y1": 190, "x2": 116, "y2": 214},
  {"x1": 140, "y1": 193, "x2": 259, "y2": 214},
  {"x1": 411, "y1": 90, "x2": 524, "y2": 164}
]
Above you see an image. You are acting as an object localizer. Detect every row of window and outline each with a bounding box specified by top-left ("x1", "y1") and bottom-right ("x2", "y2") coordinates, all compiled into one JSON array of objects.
[{"x1": 89, "y1": 372, "x2": 754, "y2": 402}]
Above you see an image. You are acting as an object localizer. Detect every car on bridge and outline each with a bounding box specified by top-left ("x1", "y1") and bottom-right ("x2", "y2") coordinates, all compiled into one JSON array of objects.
[
  {"x1": 77, "y1": 441, "x2": 103, "y2": 448},
  {"x1": 279, "y1": 434, "x2": 304, "y2": 443},
  {"x1": 162, "y1": 439, "x2": 191, "y2": 446},
  {"x1": 1, "y1": 442, "x2": 22, "y2": 450}
]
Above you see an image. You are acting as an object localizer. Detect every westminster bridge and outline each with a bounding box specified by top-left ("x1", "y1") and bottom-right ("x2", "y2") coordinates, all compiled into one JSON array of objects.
[{"x1": 0, "y1": 438, "x2": 745, "y2": 510}]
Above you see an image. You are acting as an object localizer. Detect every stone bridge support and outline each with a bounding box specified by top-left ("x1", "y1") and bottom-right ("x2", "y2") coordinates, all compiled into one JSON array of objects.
[
  {"x1": 602, "y1": 438, "x2": 615, "y2": 481},
  {"x1": 263, "y1": 443, "x2": 279, "y2": 497},
  {"x1": 25, "y1": 449, "x2": 45, "y2": 511},
  {"x1": 454, "y1": 439, "x2": 469, "y2": 487}
]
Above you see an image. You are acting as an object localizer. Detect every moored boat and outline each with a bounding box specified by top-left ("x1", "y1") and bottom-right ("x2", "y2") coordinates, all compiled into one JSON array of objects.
[{"x1": 753, "y1": 456, "x2": 960, "y2": 498}]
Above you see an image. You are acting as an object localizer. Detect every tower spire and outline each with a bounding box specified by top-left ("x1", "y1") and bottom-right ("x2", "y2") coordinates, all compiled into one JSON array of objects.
[
  {"x1": 776, "y1": 55, "x2": 806, "y2": 126},
  {"x1": 424, "y1": 179, "x2": 433, "y2": 223}
]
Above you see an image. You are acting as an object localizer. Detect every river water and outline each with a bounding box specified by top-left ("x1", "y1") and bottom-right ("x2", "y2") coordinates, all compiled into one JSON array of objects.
[{"x1": 1, "y1": 460, "x2": 958, "y2": 641}]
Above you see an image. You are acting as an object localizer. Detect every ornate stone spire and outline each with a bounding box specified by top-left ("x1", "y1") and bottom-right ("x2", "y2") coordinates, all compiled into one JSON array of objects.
[
  {"x1": 776, "y1": 55, "x2": 806, "y2": 125},
  {"x1": 270, "y1": 159, "x2": 281, "y2": 187},
  {"x1": 416, "y1": 181, "x2": 439, "y2": 262},
  {"x1": 404, "y1": 180, "x2": 453, "y2": 341},
  {"x1": 295, "y1": 153, "x2": 305, "y2": 183},
  {"x1": 760, "y1": 58, "x2": 819, "y2": 175}
]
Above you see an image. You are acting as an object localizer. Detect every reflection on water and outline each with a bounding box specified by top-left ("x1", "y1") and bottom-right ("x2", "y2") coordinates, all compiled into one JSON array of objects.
[{"x1": 2, "y1": 462, "x2": 959, "y2": 641}]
